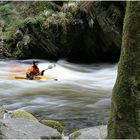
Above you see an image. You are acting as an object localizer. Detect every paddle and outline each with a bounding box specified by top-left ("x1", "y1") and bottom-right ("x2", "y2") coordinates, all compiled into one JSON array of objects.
[
  {"x1": 40, "y1": 64, "x2": 58, "y2": 81},
  {"x1": 41, "y1": 64, "x2": 56, "y2": 75},
  {"x1": 44, "y1": 64, "x2": 55, "y2": 71},
  {"x1": 7, "y1": 64, "x2": 56, "y2": 73},
  {"x1": 7, "y1": 67, "x2": 27, "y2": 72}
]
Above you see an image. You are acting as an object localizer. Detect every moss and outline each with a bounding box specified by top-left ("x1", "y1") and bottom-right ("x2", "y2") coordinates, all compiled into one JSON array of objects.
[
  {"x1": 41, "y1": 120, "x2": 64, "y2": 133},
  {"x1": 0, "y1": 4, "x2": 18, "y2": 22},
  {"x1": 3, "y1": 18, "x2": 24, "y2": 42},
  {"x1": 23, "y1": 17, "x2": 38, "y2": 25},
  {"x1": 11, "y1": 110, "x2": 38, "y2": 122},
  {"x1": 70, "y1": 130, "x2": 81, "y2": 139},
  {"x1": 1, "y1": 1, "x2": 60, "y2": 41},
  {"x1": 107, "y1": 1, "x2": 140, "y2": 139}
]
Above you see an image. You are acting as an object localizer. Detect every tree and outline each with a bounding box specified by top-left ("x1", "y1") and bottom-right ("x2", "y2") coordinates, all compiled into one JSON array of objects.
[{"x1": 107, "y1": 1, "x2": 140, "y2": 139}]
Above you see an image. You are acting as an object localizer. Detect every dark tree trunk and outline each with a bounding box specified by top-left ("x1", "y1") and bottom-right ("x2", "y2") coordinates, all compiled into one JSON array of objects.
[{"x1": 107, "y1": 1, "x2": 140, "y2": 139}]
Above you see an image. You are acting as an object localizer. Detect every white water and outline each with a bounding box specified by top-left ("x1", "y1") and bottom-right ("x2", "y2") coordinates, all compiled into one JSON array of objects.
[{"x1": 0, "y1": 59, "x2": 117, "y2": 133}]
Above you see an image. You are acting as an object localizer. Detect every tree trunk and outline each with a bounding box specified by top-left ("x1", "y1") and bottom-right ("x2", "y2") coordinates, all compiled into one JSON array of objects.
[{"x1": 107, "y1": 1, "x2": 140, "y2": 139}]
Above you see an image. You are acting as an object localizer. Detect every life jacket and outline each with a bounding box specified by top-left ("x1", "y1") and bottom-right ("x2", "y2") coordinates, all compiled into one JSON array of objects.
[{"x1": 26, "y1": 66, "x2": 40, "y2": 76}]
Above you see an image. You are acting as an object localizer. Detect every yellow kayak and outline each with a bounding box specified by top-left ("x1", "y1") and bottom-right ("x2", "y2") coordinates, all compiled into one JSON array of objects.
[{"x1": 0, "y1": 75, "x2": 54, "y2": 80}]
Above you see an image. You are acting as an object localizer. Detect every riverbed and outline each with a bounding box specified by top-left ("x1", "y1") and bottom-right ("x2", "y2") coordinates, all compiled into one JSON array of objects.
[{"x1": 0, "y1": 59, "x2": 117, "y2": 134}]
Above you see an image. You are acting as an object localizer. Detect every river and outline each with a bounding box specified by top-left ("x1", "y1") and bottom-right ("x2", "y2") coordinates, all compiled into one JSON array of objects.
[{"x1": 0, "y1": 59, "x2": 117, "y2": 134}]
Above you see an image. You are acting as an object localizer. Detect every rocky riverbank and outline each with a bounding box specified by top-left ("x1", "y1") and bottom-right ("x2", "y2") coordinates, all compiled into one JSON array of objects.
[
  {"x1": 69, "y1": 125, "x2": 107, "y2": 139},
  {"x1": 0, "y1": 109, "x2": 63, "y2": 139},
  {"x1": 0, "y1": 108, "x2": 107, "y2": 139},
  {"x1": 1, "y1": 1, "x2": 125, "y2": 63}
]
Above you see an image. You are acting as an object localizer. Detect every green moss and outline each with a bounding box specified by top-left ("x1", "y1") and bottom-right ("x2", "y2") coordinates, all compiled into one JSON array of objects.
[
  {"x1": 1, "y1": 1, "x2": 60, "y2": 41},
  {"x1": 11, "y1": 110, "x2": 38, "y2": 122},
  {"x1": 22, "y1": 16, "x2": 45, "y2": 26},
  {"x1": 70, "y1": 130, "x2": 81, "y2": 139},
  {"x1": 107, "y1": 1, "x2": 140, "y2": 139},
  {"x1": 3, "y1": 18, "x2": 24, "y2": 42},
  {"x1": 0, "y1": 4, "x2": 11, "y2": 13},
  {"x1": 41, "y1": 120, "x2": 64, "y2": 133},
  {"x1": 0, "y1": 3, "x2": 20, "y2": 29},
  {"x1": 1, "y1": 1, "x2": 78, "y2": 60}
]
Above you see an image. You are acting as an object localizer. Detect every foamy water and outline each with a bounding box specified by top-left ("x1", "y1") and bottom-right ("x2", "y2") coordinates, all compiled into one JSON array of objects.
[{"x1": 0, "y1": 59, "x2": 117, "y2": 133}]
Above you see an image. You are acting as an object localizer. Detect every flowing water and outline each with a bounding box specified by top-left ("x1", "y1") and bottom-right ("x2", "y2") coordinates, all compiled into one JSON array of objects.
[{"x1": 0, "y1": 59, "x2": 117, "y2": 134}]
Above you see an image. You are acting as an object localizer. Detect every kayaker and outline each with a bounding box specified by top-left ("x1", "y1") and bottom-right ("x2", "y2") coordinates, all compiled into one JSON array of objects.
[{"x1": 26, "y1": 60, "x2": 44, "y2": 80}]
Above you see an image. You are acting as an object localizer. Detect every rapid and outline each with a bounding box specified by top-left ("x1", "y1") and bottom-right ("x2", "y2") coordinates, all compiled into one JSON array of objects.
[{"x1": 0, "y1": 59, "x2": 117, "y2": 133}]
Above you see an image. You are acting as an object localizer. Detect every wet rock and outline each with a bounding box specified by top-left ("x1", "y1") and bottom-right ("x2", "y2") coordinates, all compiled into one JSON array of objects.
[
  {"x1": 0, "y1": 118, "x2": 61, "y2": 139},
  {"x1": 69, "y1": 125, "x2": 107, "y2": 139}
]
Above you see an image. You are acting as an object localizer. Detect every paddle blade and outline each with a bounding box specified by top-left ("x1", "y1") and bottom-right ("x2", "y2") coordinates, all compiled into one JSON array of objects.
[{"x1": 48, "y1": 65, "x2": 53, "y2": 69}]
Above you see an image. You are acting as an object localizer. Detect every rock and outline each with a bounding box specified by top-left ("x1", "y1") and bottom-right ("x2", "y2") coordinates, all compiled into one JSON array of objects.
[
  {"x1": 67, "y1": 1, "x2": 125, "y2": 62},
  {"x1": 41, "y1": 119, "x2": 64, "y2": 133},
  {"x1": 13, "y1": 30, "x2": 23, "y2": 40},
  {"x1": 0, "y1": 106, "x2": 9, "y2": 119},
  {"x1": 0, "y1": 118, "x2": 61, "y2": 139},
  {"x1": 2, "y1": 1, "x2": 125, "y2": 62},
  {"x1": 0, "y1": 106, "x2": 5, "y2": 119},
  {"x1": 11, "y1": 110, "x2": 38, "y2": 122},
  {"x1": 69, "y1": 125, "x2": 107, "y2": 139}
]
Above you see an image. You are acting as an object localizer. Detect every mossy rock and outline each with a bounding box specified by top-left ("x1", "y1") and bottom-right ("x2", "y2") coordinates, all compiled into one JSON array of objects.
[
  {"x1": 41, "y1": 119, "x2": 64, "y2": 133},
  {"x1": 69, "y1": 130, "x2": 81, "y2": 139},
  {"x1": 11, "y1": 110, "x2": 38, "y2": 122}
]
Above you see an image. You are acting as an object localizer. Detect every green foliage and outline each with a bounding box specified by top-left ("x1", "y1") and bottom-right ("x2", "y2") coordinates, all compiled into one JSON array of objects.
[
  {"x1": 1, "y1": 1, "x2": 77, "y2": 60},
  {"x1": 1, "y1": 1, "x2": 61, "y2": 42},
  {"x1": 24, "y1": 17, "x2": 39, "y2": 25},
  {"x1": 0, "y1": 4, "x2": 11, "y2": 13},
  {"x1": 22, "y1": 1, "x2": 58, "y2": 17},
  {"x1": 3, "y1": 30, "x2": 13, "y2": 42},
  {"x1": 41, "y1": 120, "x2": 64, "y2": 133},
  {"x1": 0, "y1": 4, "x2": 19, "y2": 23},
  {"x1": 3, "y1": 19, "x2": 24, "y2": 42},
  {"x1": 3, "y1": 15, "x2": 44, "y2": 42},
  {"x1": 0, "y1": 3, "x2": 23, "y2": 42},
  {"x1": 11, "y1": 110, "x2": 38, "y2": 122}
]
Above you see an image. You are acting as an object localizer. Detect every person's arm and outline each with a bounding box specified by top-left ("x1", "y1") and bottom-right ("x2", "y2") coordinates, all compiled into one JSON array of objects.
[
  {"x1": 26, "y1": 67, "x2": 32, "y2": 75},
  {"x1": 41, "y1": 70, "x2": 45, "y2": 75},
  {"x1": 26, "y1": 67, "x2": 33, "y2": 79}
]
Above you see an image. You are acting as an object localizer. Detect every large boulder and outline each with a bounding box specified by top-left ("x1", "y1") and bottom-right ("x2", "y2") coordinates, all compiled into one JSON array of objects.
[
  {"x1": 67, "y1": 1, "x2": 125, "y2": 62},
  {"x1": 3, "y1": 12, "x2": 77, "y2": 60},
  {"x1": 0, "y1": 118, "x2": 61, "y2": 139},
  {"x1": 2, "y1": 1, "x2": 125, "y2": 62}
]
